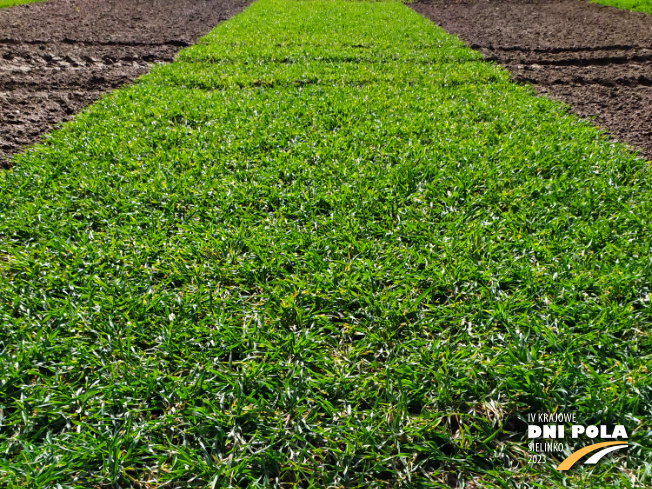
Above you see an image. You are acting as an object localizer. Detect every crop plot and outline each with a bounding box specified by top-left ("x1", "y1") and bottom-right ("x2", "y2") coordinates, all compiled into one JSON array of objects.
[
  {"x1": 0, "y1": 0, "x2": 250, "y2": 167},
  {"x1": 592, "y1": 0, "x2": 652, "y2": 14},
  {"x1": 2, "y1": 0, "x2": 652, "y2": 487},
  {"x1": 0, "y1": 0, "x2": 43, "y2": 8},
  {"x1": 413, "y1": 0, "x2": 652, "y2": 159}
]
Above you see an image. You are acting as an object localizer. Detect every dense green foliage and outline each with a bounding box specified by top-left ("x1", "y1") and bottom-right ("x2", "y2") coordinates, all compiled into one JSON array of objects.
[
  {"x1": 1, "y1": 0, "x2": 651, "y2": 486},
  {"x1": 0, "y1": 0, "x2": 42, "y2": 8},
  {"x1": 592, "y1": 0, "x2": 652, "y2": 14}
]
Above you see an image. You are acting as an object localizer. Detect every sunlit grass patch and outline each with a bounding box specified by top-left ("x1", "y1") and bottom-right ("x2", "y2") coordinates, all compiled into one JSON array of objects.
[
  {"x1": 591, "y1": 0, "x2": 652, "y2": 14},
  {"x1": 0, "y1": 0, "x2": 43, "y2": 8},
  {"x1": 1, "y1": 0, "x2": 651, "y2": 487}
]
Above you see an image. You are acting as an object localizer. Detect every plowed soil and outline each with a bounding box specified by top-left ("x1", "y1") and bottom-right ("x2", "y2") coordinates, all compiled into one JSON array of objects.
[
  {"x1": 412, "y1": 0, "x2": 652, "y2": 159},
  {"x1": 0, "y1": 0, "x2": 250, "y2": 167}
]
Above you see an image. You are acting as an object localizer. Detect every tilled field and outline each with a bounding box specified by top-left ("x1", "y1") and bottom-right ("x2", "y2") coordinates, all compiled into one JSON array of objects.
[
  {"x1": 0, "y1": 0, "x2": 250, "y2": 167},
  {"x1": 413, "y1": 0, "x2": 652, "y2": 159}
]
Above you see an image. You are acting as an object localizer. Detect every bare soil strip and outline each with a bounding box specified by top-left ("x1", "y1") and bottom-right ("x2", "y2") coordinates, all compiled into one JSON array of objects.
[
  {"x1": 412, "y1": 0, "x2": 652, "y2": 159},
  {"x1": 0, "y1": 0, "x2": 250, "y2": 167}
]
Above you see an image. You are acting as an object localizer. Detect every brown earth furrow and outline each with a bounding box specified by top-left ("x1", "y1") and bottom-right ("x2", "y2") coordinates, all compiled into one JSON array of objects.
[
  {"x1": 491, "y1": 55, "x2": 652, "y2": 67},
  {"x1": 0, "y1": 0, "x2": 251, "y2": 167},
  {"x1": 0, "y1": 39, "x2": 192, "y2": 47},
  {"x1": 492, "y1": 45, "x2": 643, "y2": 53},
  {"x1": 513, "y1": 76, "x2": 652, "y2": 88},
  {"x1": 412, "y1": 0, "x2": 652, "y2": 159},
  {"x1": 483, "y1": 49, "x2": 652, "y2": 64}
]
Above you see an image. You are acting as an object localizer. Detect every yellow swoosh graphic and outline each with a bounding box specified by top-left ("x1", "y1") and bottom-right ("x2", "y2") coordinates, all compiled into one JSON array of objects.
[{"x1": 556, "y1": 441, "x2": 628, "y2": 471}]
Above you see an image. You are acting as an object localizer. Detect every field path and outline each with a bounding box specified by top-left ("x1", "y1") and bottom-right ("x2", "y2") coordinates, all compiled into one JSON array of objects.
[
  {"x1": 0, "y1": 0, "x2": 250, "y2": 166},
  {"x1": 412, "y1": 0, "x2": 652, "y2": 159}
]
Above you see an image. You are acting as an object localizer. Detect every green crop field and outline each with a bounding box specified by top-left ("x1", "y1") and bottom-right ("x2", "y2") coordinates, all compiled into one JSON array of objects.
[
  {"x1": 1, "y1": 0, "x2": 651, "y2": 487},
  {"x1": 592, "y1": 0, "x2": 652, "y2": 14},
  {"x1": 0, "y1": 0, "x2": 43, "y2": 8}
]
